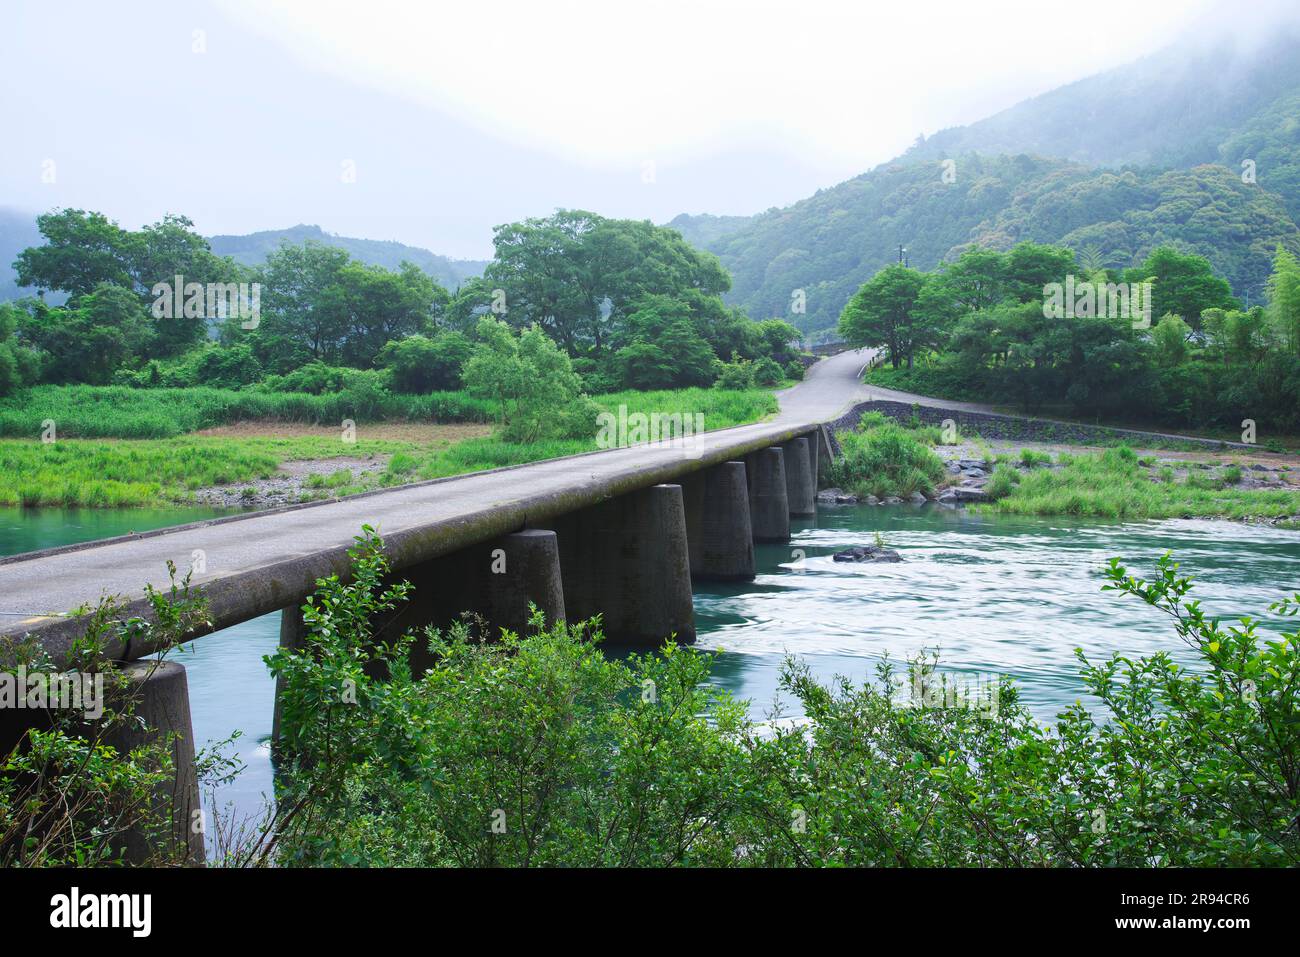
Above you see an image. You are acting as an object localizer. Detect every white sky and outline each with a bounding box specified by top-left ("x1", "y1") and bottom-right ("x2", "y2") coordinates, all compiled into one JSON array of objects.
[
  {"x1": 221, "y1": 0, "x2": 1220, "y2": 171},
  {"x1": 2, "y1": 0, "x2": 1288, "y2": 258}
]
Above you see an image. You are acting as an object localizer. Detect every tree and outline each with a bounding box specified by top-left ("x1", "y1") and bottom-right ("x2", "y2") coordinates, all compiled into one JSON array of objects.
[
  {"x1": 13, "y1": 209, "x2": 136, "y2": 298},
  {"x1": 1264, "y1": 245, "x2": 1300, "y2": 355},
  {"x1": 21, "y1": 284, "x2": 151, "y2": 384},
  {"x1": 838, "y1": 265, "x2": 929, "y2": 368},
  {"x1": 1128, "y1": 247, "x2": 1236, "y2": 330},
  {"x1": 485, "y1": 210, "x2": 731, "y2": 358},
  {"x1": 378, "y1": 331, "x2": 473, "y2": 393},
  {"x1": 612, "y1": 296, "x2": 717, "y2": 390},
  {"x1": 1151, "y1": 314, "x2": 1192, "y2": 367},
  {"x1": 462, "y1": 318, "x2": 586, "y2": 443},
  {"x1": 244, "y1": 242, "x2": 351, "y2": 366}
]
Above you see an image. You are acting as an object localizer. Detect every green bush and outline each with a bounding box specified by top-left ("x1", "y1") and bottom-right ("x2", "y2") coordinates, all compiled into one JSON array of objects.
[
  {"x1": 265, "y1": 535, "x2": 1300, "y2": 867},
  {"x1": 823, "y1": 418, "x2": 947, "y2": 498},
  {"x1": 713, "y1": 357, "x2": 755, "y2": 390},
  {"x1": 751, "y1": 356, "x2": 784, "y2": 386}
]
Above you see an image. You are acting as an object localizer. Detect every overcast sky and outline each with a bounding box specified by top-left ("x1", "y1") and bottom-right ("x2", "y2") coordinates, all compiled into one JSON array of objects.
[{"x1": 0, "y1": 0, "x2": 1286, "y2": 258}]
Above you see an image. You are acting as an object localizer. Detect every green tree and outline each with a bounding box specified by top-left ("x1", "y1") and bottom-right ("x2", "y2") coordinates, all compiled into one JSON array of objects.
[
  {"x1": 1127, "y1": 247, "x2": 1236, "y2": 330},
  {"x1": 838, "y1": 265, "x2": 929, "y2": 368},
  {"x1": 1151, "y1": 314, "x2": 1192, "y2": 367},
  {"x1": 13, "y1": 209, "x2": 136, "y2": 297},
  {"x1": 378, "y1": 331, "x2": 473, "y2": 393},
  {"x1": 1264, "y1": 245, "x2": 1300, "y2": 355},
  {"x1": 21, "y1": 284, "x2": 151, "y2": 385},
  {"x1": 613, "y1": 295, "x2": 717, "y2": 389},
  {"x1": 462, "y1": 317, "x2": 586, "y2": 442}
]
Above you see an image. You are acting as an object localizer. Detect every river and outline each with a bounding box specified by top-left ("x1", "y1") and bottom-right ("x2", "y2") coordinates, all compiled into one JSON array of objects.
[{"x1": 4, "y1": 504, "x2": 1299, "y2": 843}]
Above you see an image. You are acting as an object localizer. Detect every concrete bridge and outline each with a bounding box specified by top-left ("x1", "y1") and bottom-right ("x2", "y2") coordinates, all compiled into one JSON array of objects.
[{"x1": 0, "y1": 347, "x2": 874, "y2": 862}]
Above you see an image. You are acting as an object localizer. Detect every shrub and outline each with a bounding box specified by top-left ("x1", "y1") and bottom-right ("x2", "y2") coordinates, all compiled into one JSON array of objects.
[
  {"x1": 823, "y1": 418, "x2": 947, "y2": 498},
  {"x1": 265, "y1": 535, "x2": 1300, "y2": 867},
  {"x1": 714, "y1": 357, "x2": 755, "y2": 390},
  {"x1": 751, "y1": 356, "x2": 784, "y2": 386}
]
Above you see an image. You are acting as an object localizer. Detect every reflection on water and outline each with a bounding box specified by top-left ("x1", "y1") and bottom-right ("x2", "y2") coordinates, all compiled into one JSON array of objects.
[{"x1": 4, "y1": 504, "x2": 1299, "y2": 845}]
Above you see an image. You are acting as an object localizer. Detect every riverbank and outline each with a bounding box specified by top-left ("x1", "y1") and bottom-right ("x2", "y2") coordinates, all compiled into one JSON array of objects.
[
  {"x1": 0, "y1": 388, "x2": 779, "y2": 509},
  {"x1": 821, "y1": 414, "x2": 1300, "y2": 527}
]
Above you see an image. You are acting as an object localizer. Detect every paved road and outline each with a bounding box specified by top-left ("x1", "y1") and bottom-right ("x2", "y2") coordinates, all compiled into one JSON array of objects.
[{"x1": 0, "y1": 354, "x2": 876, "y2": 660}]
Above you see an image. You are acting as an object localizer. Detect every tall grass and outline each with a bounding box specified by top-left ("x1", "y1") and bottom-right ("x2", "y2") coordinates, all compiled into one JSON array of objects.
[
  {"x1": 0, "y1": 388, "x2": 779, "y2": 508},
  {"x1": 0, "y1": 385, "x2": 774, "y2": 441},
  {"x1": 0, "y1": 385, "x2": 494, "y2": 439},
  {"x1": 823, "y1": 416, "x2": 947, "y2": 498},
  {"x1": 987, "y1": 445, "x2": 1300, "y2": 519},
  {"x1": 0, "y1": 436, "x2": 417, "y2": 507}
]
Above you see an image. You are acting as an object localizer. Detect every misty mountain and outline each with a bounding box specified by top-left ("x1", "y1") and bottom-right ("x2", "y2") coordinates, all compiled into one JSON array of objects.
[
  {"x1": 671, "y1": 31, "x2": 1300, "y2": 335},
  {"x1": 207, "y1": 225, "x2": 487, "y2": 289}
]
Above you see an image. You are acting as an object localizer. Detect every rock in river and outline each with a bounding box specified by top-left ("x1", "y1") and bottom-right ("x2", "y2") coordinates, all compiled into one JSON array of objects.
[{"x1": 832, "y1": 544, "x2": 903, "y2": 563}]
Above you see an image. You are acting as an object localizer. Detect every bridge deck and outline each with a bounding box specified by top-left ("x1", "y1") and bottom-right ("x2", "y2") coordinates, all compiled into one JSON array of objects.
[{"x1": 0, "y1": 348, "x2": 876, "y2": 662}]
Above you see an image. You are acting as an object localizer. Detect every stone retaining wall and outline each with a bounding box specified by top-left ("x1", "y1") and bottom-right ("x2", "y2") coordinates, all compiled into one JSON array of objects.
[{"x1": 827, "y1": 400, "x2": 1252, "y2": 452}]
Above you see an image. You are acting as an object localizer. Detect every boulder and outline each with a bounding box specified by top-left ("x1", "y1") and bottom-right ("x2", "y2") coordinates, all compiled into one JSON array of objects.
[
  {"x1": 817, "y1": 488, "x2": 859, "y2": 505},
  {"x1": 908, "y1": 491, "x2": 927, "y2": 504},
  {"x1": 882, "y1": 495, "x2": 903, "y2": 504},
  {"x1": 832, "y1": 544, "x2": 903, "y2": 563}
]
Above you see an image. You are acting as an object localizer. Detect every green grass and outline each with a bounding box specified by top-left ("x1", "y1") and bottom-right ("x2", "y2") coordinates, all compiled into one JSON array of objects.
[
  {"x1": 822, "y1": 414, "x2": 947, "y2": 499},
  {"x1": 983, "y1": 446, "x2": 1300, "y2": 520},
  {"x1": 415, "y1": 388, "x2": 778, "y2": 481},
  {"x1": 0, "y1": 385, "x2": 494, "y2": 439},
  {"x1": 0, "y1": 436, "x2": 416, "y2": 507},
  {"x1": 0, "y1": 388, "x2": 779, "y2": 508}
]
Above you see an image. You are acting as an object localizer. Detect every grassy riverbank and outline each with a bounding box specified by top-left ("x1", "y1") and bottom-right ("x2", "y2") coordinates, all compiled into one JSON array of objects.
[
  {"x1": 829, "y1": 414, "x2": 1300, "y2": 522},
  {"x1": 0, "y1": 384, "x2": 495, "y2": 439},
  {"x1": 983, "y1": 446, "x2": 1300, "y2": 521},
  {"x1": 0, "y1": 387, "x2": 778, "y2": 507}
]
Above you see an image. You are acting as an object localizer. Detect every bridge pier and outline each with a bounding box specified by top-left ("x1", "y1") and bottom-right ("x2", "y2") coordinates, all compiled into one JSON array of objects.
[
  {"x1": 781, "y1": 437, "x2": 816, "y2": 517},
  {"x1": 682, "y1": 461, "x2": 755, "y2": 582},
  {"x1": 376, "y1": 528, "x2": 566, "y2": 669},
  {"x1": 745, "y1": 447, "x2": 790, "y2": 543},
  {"x1": 551, "y1": 483, "x2": 695, "y2": 645},
  {"x1": 273, "y1": 529, "x2": 566, "y2": 743},
  {"x1": 103, "y1": 660, "x2": 204, "y2": 865}
]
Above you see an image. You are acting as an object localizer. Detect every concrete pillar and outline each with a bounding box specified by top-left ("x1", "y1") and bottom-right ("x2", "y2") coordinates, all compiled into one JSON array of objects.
[
  {"x1": 273, "y1": 529, "x2": 567, "y2": 744},
  {"x1": 745, "y1": 447, "x2": 790, "y2": 543},
  {"x1": 551, "y1": 484, "x2": 695, "y2": 645},
  {"x1": 681, "y1": 461, "x2": 755, "y2": 582},
  {"x1": 378, "y1": 529, "x2": 566, "y2": 671},
  {"x1": 270, "y1": 604, "x2": 305, "y2": 748},
  {"x1": 781, "y1": 437, "x2": 816, "y2": 517},
  {"x1": 103, "y1": 660, "x2": 204, "y2": 865},
  {"x1": 805, "y1": 430, "x2": 822, "y2": 492}
]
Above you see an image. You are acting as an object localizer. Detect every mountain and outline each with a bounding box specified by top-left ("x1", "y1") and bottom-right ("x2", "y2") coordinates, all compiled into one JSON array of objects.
[
  {"x1": 207, "y1": 225, "x2": 487, "y2": 289},
  {"x1": 903, "y1": 32, "x2": 1300, "y2": 172},
  {"x1": 672, "y1": 31, "x2": 1300, "y2": 336}
]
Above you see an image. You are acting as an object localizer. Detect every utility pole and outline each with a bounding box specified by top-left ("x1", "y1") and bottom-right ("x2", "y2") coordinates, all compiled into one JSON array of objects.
[{"x1": 898, "y1": 244, "x2": 908, "y2": 268}]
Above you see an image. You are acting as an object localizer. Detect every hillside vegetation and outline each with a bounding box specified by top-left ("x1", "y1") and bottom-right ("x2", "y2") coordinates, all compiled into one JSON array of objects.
[{"x1": 671, "y1": 31, "x2": 1300, "y2": 337}]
